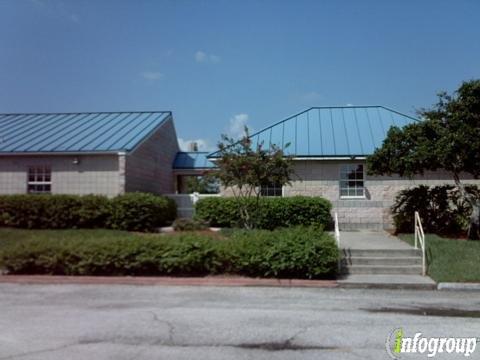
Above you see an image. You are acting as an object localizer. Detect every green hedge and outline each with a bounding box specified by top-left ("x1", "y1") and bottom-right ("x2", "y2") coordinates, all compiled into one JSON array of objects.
[
  {"x1": 0, "y1": 227, "x2": 339, "y2": 279},
  {"x1": 0, "y1": 193, "x2": 176, "y2": 232},
  {"x1": 392, "y1": 185, "x2": 480, "y2": 234},
  {"x1": 227, "y1": 227, "x2": 338, "y2": 278},
  {"x1": 195, "y1": 196, "x2": 332, "y2": 229}
]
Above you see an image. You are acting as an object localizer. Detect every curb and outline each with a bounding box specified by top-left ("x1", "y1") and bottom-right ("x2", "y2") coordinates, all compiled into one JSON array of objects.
[
  {"x1": 437, "y1": 283, "x2": 480, "y2": 291},
  {"x1": 0, "y1": 275, "x2": 338, "y2": 288},
  {"x1": 338, "y1": 282, "x2": 437, "y2": 290}
]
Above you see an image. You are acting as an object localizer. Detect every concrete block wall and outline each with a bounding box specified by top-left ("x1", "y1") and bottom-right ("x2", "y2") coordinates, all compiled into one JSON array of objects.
[
  {"x1": 125, "y1": 117, "x2": 180, "y2": 194},
  {"x1": 284, "y1": 160, "x2": 480, "y2": 230},
  {"x1": 0, "y1": 155, "x2": 122, "y2": 196}
]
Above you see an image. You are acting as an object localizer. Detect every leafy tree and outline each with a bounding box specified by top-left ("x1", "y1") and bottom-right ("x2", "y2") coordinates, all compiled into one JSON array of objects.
[
  {"x1": 185, "y1": 175, "x2": 219, "y2": 194},
  {"x1": 211, "y1": 127, "x2": 295, "y2": 229},
  {"x1": 367, "y1": 80, "x2": 480, "y2": 239}
]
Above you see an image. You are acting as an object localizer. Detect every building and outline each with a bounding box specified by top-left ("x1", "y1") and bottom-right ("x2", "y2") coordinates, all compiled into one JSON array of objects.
[
  {"x1": 1, "y1": 106, "x2": 477, "y2": 230},
  {"x1": 207, "y1": 106, "x2": 480, "y2": 230},
  {"x1": 0, "y1": 111, "x2": 180, "y2": 196},
  {"x1": 172, "y1": 151, "x2": 216, "y2": 193}
]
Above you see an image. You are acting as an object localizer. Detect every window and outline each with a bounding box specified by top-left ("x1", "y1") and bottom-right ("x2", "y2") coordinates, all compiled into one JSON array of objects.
[
  {"x1": 27, "y1": 166, "x2": 51, "y2": 194},
  {"x1": 260, "y1": 182, "x2": 283, "y2": 197},
  {"x1": 340, "y1": 164, "x2": 365, "y2": 198}
]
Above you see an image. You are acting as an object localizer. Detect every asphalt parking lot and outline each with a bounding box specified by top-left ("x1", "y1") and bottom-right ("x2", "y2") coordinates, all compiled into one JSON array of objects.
[{"x1": 0, "y1": 284, "x2": 478, "y2": 359}]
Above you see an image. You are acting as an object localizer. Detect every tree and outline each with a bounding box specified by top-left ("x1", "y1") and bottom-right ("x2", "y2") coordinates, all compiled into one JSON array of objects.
[
  {"x1": 185, "y1": 175, "x2": 219, "y2": 194},
  {"x1": 212, "y1": 127, "x2": 295, "y2": 229},
  {"x1": 367, "y1": 79, "x2": 480, "y2": 239}
]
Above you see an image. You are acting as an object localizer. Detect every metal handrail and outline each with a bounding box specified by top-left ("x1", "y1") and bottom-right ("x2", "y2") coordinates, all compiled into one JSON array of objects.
[
  {"x1": 414, "y1": 211, "x2": 426, "y2": 276},
  {"x1": 334, "y1": 212, "x2": 340, "y2": 248},
  {"x1": 334, "y1": 212, "x2": 341, "y2": 273}
]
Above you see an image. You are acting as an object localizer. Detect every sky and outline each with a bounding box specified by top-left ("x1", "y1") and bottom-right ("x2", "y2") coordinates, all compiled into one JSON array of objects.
[{"x1": 0, "y1": 0, "x2": 479, "y2": 151}]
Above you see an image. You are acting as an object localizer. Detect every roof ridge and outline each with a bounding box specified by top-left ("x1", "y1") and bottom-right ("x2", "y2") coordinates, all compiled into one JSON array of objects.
[{"x1": 310, "y1": 105, "x2": 381, "y2": 109}]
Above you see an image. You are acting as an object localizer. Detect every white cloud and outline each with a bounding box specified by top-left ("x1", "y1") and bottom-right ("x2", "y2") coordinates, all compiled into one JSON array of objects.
[
  {"x1": 300, "y1": 91, "x2": 322, "y2": 102},
  {"x1": 227, "y1": 113, "x2": 250, "y2": 139},
  {"x1": 209, "y1": 54, "x2": 221, "y2": 64},
  {"x1": 141, "y1": 71, "x2": 163, "y2": 81},
  {"x1": 194, "y1": 51, "x2": 207, "y2": 62},
  {"x1": 346, "y1": 103, "x2": 354, "y2": 106},
  {"x1": 30, "y1": 0, "x2": 80, "y2": 24},
  {"x1": 194, "y1": 50, "x2": 221, "y2": 64},
  {"x1": 178, "y1": 138, "x2": 213, "y2": 152},
  {"x1": 69, "y1": 13, "x2": 80, "y2": 23}
]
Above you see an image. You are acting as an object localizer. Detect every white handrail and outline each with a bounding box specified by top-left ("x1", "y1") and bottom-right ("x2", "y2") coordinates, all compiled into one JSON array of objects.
[
  {"x1": 334, "y1": 212, "x2": 340, "y2": 248},
  {"x1": 414, "y1": 211, "x2": 426, "y2": 276}
]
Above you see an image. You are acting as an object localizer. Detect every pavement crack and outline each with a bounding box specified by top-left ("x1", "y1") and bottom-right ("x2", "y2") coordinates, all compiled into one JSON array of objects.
[
  {"x1": 0, "y1": 343, "x2": 77, "y2": 360},
  {"x1": 148, "y1": 311, "x2": 175, "y2": 344},
  {"x1": 287, "y1": 327, "x2": 309, "y2": 344}
]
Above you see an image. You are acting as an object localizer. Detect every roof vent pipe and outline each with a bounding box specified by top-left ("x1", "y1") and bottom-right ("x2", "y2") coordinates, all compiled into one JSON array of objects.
[{"x1": 189, "y1": 142, "x2": 198, "y2": 152}]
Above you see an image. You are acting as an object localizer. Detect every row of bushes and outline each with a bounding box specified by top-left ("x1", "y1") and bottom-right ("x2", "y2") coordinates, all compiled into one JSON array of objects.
[
  {"x1": 0, "y1": 193, "x2": 176, "y2": 232},
  {"x1": 195, "y1": 196, "x2": 332, "y2": 230},
  {"x1": 392, "y1": 185, "x2": 480, "y2": 234},
  {"x1": 0, "y1": 227, "x2": 339, "y2": 279}
]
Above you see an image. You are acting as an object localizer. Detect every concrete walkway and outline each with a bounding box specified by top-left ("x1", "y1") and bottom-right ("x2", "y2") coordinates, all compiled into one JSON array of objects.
[{"x1": 339, "y1": 230, "x2": 414, "y2": 250}]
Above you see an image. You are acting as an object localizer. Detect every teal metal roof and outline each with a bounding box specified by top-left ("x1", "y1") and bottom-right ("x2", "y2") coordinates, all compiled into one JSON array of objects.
[
  {"x1": 173, "y1": 152, "x2": 215, "y2": 170},
  {"x1": 209, "y1": 106, "x2": 418, "y2": 158},
  {"x1": 0, "y1": 111, "x2": 171, "y2": 154}
]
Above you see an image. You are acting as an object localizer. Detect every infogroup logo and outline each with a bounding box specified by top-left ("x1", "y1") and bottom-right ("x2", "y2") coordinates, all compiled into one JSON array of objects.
[{"x1": 386, "y1": 328, "x2": 477, "y2": 358}]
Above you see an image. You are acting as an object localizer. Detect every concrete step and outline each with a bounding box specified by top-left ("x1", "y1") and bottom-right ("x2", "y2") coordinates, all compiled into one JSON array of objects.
[
  {"x1": 344, "y1": 265, "x2": 423, "y2": 275},
  {"x1": 342, "y1": 248, "x2": 422, "y2": 257},
  {"x1": 346, "y1": 256, "x2": 422, "y2": 266}
]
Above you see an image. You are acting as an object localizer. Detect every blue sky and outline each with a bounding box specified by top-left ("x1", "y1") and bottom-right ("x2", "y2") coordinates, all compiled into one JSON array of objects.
[{"x1": 0, "y1": 0, "x2": 479, "y2": 151}]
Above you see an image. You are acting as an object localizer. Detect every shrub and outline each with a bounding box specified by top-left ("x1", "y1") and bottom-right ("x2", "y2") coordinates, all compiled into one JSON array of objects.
[
  {"x1": 108, "y1": 193, "x2": 176, "y2": 232},
  {"x1": 392, "y1": 185, "x2": 480, "y2": 234},
  {"x1": 172, "y1": 218, "x2": 208, "y2": 231},
  {"x1": 227, "y1": 227, "x2": 339, "y2": 279},
  {"x1": 0, "y1": 227, "x2": 339, "y2": 279},
  {"x1": 0, "y1": 233, "x2": 221, "y2": 276},
  {"x1": 75, "y1": 195, "x2": 111, "y2": 228},
  {"x1": 195, "y1": 196, "x2": 332, "y2": 230},
  {"x1": 0, "y1": 193, "x2": 176, "y2": 232},
  {"x1": 0, "y1": 194, "x2": 98, "y2": 229}
]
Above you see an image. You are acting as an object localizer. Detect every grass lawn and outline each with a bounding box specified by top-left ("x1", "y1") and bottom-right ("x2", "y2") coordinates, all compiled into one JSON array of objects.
[{"x1": 399, "y1": 233, "x2": 480, "y2": 283}]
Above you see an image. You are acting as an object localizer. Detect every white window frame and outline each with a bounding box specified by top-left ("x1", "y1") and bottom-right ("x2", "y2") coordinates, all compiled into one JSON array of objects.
[
  {"x1": 260, "y1": 182, "x2": 284, "y2": 197},
  {"x1": 339, "y1": 163, "x2": 365, "y2": 199},
  {"x1": 27, "y1": 165, "x2": 52, "y2": 194}
]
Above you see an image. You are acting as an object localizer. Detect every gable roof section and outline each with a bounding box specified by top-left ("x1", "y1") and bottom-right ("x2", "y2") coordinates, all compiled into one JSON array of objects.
[
  {"x1": 0, "y1": 111, "x2": 171, "y2": 154},
  {"x1": 208, "y1": 106, "x2": 418, "y2": 158},
  {"x1": 173, "y1": 152, "x2": 216, "y2": 170}
]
